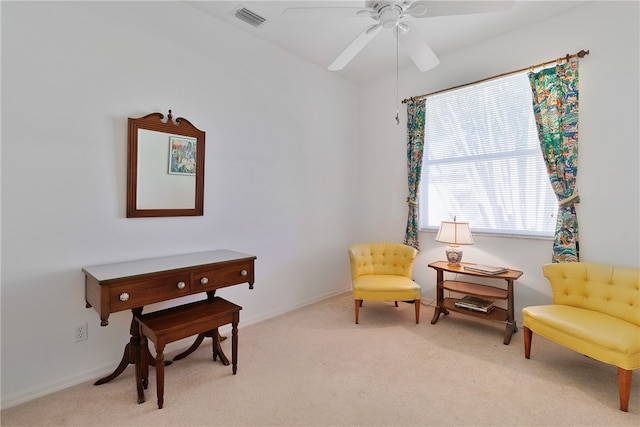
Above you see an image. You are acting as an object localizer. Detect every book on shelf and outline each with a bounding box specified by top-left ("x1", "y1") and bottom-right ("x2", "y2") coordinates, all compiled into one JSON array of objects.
[
  {"x1": 454, "y1": 295, "x2": 495, "y2": 313},
  {"x1": 464, "y1": 264, "x2": 509, "y2": 275}
]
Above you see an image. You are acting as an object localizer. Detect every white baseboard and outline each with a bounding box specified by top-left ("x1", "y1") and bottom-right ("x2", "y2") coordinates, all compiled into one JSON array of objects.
[
  {"x1": 1, "y1": 363, "x2": 118, "y2": 410},
  {"x1": 230, "y1": 288, "x2": 349, "y2": 331}
]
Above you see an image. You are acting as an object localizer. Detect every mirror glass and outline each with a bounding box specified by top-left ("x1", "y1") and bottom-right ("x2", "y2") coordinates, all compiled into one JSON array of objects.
[
  {"x1": 127, "y1": 111, "x2": 205, "y2": 217},
  {"x1": 137, "y1": 129, "x2": 196, "y2": 209}
]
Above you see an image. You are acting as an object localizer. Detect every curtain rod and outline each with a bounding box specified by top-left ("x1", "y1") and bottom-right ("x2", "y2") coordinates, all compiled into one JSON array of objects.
[{"x1": 402, "y1": 49, "x2": 590, "y2": 104}]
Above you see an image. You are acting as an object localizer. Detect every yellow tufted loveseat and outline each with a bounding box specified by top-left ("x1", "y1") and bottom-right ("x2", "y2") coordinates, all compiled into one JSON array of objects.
[
  {"x1": 348, "y1": 242, "x2": 421, "y2": 324},
  {"x1": 522, "y1": 262, "x2": 640, "y2": 411}
]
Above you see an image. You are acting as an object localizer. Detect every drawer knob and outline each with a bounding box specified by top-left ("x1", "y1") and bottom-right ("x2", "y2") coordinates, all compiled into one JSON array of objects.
[
  {"x1": 240, "y1": 270, "x2": 248, "y2": 277},
  {"x1": 119, "y1": 292, "x2": 130, "y2": 302},
  {"x1": 176, "y1": 281, "x2": 186, "y2": 290},
  {"x1": 200, "y1": 277, "x2": 209, "y2": 285}
]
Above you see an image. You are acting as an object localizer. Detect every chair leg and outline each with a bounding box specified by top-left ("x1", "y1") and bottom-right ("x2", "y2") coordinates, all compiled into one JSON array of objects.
[
  {"x1": 523, "y1": 326, "x2": 532, "y2": 358},
  {"x1": 414, "y1": 299, "x2": 420, "y2": 324},
  {"x1": 354, "y1": 299, "x2": 361, "y2": 324},
  {"x1": 394, "y1": 301, "x2": 398, "y2": 307},
  {"x1": 618, "y1": 367, "x2": 632, "y2": 412}
]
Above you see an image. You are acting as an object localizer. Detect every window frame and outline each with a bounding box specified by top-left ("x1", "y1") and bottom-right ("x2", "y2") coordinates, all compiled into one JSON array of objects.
[{"x1": 418, "y1": 71, "x2": 558, "y2": 239}]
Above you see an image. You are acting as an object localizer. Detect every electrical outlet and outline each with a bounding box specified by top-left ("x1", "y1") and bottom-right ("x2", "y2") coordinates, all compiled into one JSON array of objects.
[{"x1": 74, "y1": 322, "x2": 88, "y2": 342}]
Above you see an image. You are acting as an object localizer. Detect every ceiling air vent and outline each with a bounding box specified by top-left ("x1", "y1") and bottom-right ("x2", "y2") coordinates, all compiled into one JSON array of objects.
[{"x1": 234, "y1": 7, "x2": 266, "y2": 28}]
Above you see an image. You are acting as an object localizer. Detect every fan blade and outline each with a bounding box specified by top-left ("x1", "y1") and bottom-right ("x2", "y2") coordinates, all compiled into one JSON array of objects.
[
  {"x1": 405, "y1": 2, "x2": 428, "y2": 18},
  {"x1": 409, "y1": 0, "x2": 514, "y2": 18},
  {"x1": 398, "y1": 22, "x2": 439, "y2": 72},
  {"x1": 329, "y1": 24, "x2": 382, "y2": 71}
]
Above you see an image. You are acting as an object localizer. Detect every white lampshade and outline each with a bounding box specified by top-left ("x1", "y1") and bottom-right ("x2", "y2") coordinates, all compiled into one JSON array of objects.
[
  {"x1": 435, "y1": 221, "x2": 474, "y2": 245},
  {"x1": 435, "y1": 220, "x2": 474, "y2": 265}
]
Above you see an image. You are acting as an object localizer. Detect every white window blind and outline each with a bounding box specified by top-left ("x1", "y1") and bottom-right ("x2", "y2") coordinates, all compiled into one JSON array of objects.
[{"x1": 420, "y1": 71, "x2": 558, "y2": 237}]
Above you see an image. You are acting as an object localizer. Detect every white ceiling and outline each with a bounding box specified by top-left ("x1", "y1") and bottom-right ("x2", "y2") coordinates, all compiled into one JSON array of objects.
[{"x1": 185, "y1": 1, "x2": 591, "y2": 83}]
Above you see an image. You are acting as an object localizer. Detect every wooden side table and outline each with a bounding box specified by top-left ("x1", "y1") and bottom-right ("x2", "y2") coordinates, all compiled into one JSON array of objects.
[{"x1": 428, "y1": 261, "x2": 523, "y2": 345}]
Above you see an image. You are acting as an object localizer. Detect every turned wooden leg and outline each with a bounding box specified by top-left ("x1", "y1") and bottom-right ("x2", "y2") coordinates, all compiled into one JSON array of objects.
[
  {"x1": 155, "y1": 345, "x2": 165, "y2": 409},
  {"x1": 354, "y1": 299, "x2": 361, "y2": 324},
  {"x1": 523, "y1": 326, "x2": 532, "y2": 358},
  {"x1": 414, "y1": 299, "x2": 420, "y2": 324},
  {"x1": 232, "y1": 317, "x2": 239, "y2": 375},
  {"x1": 617, "y1": 367, "x2": 632, "y2": 412}
]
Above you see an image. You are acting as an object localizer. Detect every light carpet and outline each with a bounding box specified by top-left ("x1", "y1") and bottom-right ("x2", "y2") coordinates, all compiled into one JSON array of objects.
[{"x1": 2, "y1": 292, "x2": 638, "y2": 426}]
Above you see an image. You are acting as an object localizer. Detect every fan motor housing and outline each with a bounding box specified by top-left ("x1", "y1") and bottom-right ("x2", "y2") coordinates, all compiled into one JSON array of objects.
[{"x1": 366, "y1": 1, "x2": 411, "y2": 13}]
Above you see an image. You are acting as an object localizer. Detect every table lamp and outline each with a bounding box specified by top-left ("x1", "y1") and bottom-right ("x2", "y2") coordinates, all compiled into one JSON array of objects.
[{"x1": 435, "y1": 217, "x2": 474, "y2": 266}]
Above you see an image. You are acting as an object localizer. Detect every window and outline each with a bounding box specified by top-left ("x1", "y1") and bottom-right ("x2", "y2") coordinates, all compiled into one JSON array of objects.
[{"x1": 420, "y1": 72, "x2": 557, "y2": 237}]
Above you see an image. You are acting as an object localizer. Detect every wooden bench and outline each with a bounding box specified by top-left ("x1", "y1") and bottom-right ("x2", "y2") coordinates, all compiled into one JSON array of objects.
[{"x1": 135, "y1": 297, "x2": 242, "y2": 409}]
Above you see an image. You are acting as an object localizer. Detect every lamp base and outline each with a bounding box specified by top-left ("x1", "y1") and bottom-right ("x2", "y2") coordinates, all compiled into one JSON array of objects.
[{"x1": 445, "y1": 245, "x2": 463, "y2": 266}]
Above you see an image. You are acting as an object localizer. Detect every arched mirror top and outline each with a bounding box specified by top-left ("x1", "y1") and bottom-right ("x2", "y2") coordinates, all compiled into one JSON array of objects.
[{"x1": 126, "y1": 110, "x2": 205, "y2": 217}]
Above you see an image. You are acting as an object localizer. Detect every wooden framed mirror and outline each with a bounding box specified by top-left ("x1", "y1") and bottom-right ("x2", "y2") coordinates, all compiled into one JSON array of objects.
[{"x1": 126, "y1": 110, "x2": 205, "y2": 217}]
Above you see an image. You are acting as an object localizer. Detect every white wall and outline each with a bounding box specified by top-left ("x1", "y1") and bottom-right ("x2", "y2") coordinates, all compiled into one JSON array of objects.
[
  {"x1": 2, "y1": 0, "x2": 639, "y2": 409},
  {"x1": 1, "y1": 1, "x2": 358, "y2": 407},
  {"x1": 357, "y1": 1, "x2": 639, "y2": 308}
]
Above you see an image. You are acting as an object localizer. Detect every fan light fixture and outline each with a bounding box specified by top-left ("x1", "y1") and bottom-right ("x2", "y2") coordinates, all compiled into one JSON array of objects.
[
  {"x1": 435, "y1": 217, "x2": 474, "y2": 266},
  {"x1": 380, "y1": 6, "x2": 401, "y2": 28}
]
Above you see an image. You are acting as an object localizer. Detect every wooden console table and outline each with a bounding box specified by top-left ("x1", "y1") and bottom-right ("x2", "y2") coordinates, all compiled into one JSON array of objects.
[
  {"x1": 428, "y1": 261, "x2": 522, "y2": 345},
  {"x1": 83, "y1": 250, "x2": 256, "y2": 385}
]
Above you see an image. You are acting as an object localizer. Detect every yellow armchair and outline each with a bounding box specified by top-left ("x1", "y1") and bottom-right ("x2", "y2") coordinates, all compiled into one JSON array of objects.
[
  {"x1": 348, "y1": 242, "x2": 421, "y2": 324},
  {"x1": 522, "y1": 262, "x2": 640, "y2": 411}
]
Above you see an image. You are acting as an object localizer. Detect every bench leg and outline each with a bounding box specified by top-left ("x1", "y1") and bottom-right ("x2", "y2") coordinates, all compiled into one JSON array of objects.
[
  {"x1": 155, "y1": 344, "x2": 165, "y2": 409},
  {"x1": 618, "y1": 367, "x2": 632, "y2": 412},
  {"x1": 523, "y1": 326, "x2": 532, "y2": 358},
  {"x1": 232, "y1": 318, "x2": 239, "y2": 374}
]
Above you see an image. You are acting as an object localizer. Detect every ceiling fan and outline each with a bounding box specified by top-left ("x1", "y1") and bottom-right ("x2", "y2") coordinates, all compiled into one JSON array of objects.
[{"x1": 285, "y1": 1, "x2": 514, "y2": 72}]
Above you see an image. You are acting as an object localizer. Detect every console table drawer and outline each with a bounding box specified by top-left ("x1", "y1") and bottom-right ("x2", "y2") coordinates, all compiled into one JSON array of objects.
[
  {"x1": 84, "y1": 250, "x2": 256, "y2": 326},
  {"x1": 109, "y1": 273, "x2": 191, "y2": 311},
  {"x1": 192, "y1": 261, "x2": 254, "y2": 291}
]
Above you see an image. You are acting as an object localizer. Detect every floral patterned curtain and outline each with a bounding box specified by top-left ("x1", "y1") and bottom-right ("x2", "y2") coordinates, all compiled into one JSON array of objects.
[
  {"x1": 529, "y1": 58, "x2": 580, "y2": 262},
  {"x1": 404, "y1": 99, "x2": 426, "y2": 250}
]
